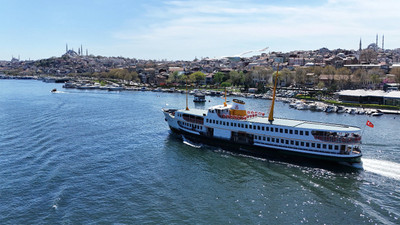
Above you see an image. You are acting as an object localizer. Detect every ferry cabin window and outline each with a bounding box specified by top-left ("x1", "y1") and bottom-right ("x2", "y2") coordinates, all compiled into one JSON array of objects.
[
  {"x1": 281, "y1": 139, "x2": 284, "y2": 144},
  {"x1": 231, "y1": 122, "x2": 234, "y2": 126},
  {"x1": 306, "y1": 143, "x2": 310, "y2": 147},
  {"x1": 323, "y1": 144, "x2": 327, "y2": 149},
  {"x1": 266, "y1": 127, "x2": 269, "y2": 131},
  {"x1": 258, "y1": 125, "x2": 261, "y2": 130},
  {"x1": 312, "y1": 143, "x2": 315, "y2": 148},
  {"x1": 296, "y1": 141, "x2": 299, "y2": 146},
  {"x1": 300, "y1": 131, "x2": 304, "y2": 135},
  {"x1": 317, "y1": 144, "x2": 321, "y2": 148},
  {"x1": 280, "y1": 128, "x2": 283, "y2": 133},
  {"x1": 291, "y1": 140, "x2": 294, "y2": 145},
  {"x1": 262, "y1": 126, "x2": 265, "y2": 131},
  {"x1": 301, "y1": 142, "x2": 304, "y2": 146},
  {"x1": 329, "y1": 145, "x2": 333, "y2": 150},
  {"x1": 285, "y1": 140, "x2": 289, "y2": 144},
  {"x1": 245, "y1": 125, "x2": 248, "y2": 129},
  {"x1": 267, "y1": 137, "x2": 270, "y2": 142},
  {"x1": 263, "y1": 137, "x2": 266, "y2": 141},
  {"x1": 275, "y1": 128, "x2": 278, "y2": 132},
  {"x1": 272, "y1": 138, "x2": 275, "y2": 142},
  {"x1": 289, "y1": 130, "x2": 293, "y2": 134},
  {"x1": 334, "y1": 145, "x2": 339, "y2": 150},
  {"x1": 305, "y1": 131, "x2": 309, "y2": 136},
  {"x1": 276, "y1": 138, "x2": 279, "y2": 143},
  {"x1": 295, "y1": 130, "x2": 298, "y2": 135},
  {"x1": 285, "y1": 129, "x2": 288, "y2": 134},
  {"x1": 249, "y1": 125, "x2": 252, "y2": 129}
]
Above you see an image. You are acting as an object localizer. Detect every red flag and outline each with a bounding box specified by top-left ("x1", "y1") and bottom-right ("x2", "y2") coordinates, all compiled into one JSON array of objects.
[{"x1": 366, "y1": 120, "x2": 374, "y2": 128}]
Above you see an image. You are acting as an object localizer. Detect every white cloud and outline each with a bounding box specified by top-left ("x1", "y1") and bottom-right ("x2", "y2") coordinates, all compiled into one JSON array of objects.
[{"x1": 113, "y1": 0, "x2": 400, "y2": 59}]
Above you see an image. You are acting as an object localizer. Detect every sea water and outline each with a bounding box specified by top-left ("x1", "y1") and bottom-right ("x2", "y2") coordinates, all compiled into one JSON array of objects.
[{"x1": 0, "y1": 80, "x2": 399, "y2": 224}]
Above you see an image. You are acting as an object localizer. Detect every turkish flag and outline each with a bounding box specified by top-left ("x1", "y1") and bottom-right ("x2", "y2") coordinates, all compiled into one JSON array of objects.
[{"x1": 366, "y1": 120, "x2": 374, "y2": 128}]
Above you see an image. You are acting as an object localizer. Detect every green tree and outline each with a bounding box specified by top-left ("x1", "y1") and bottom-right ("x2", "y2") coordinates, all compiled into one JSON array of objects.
[
  {"x1": 189, "y1": 71, "x2": 206, "y2": 85},
  {"x1": 336, "y1": 67, "x2": 351, "y2": 75},
  {"x1": 311, "y1": 66, "x2": 323, "y2": 76},
  {"x1": 168, "y1": 71, "x2": 180, "y2": 83},
  {"x1": 221, "y1": 81, "x2": 232, "y2": 87},
  {"x1": 322, "y1": 65, "x2": 336, "y2": 75},
  {"x1": 229, "y1": 71, "x2": 241, "y2": 86},
  {"x1": 317, "y1": 81, "x2": 325, "y2": 89},
  {"x1": 279, "y1": 68, "x2": 293, "y2": 86},
  {"x1": 294, "y1": 67, "x2": 307, "y2": 85},
  {"x1": 213, "y1": 72, "x2": 225, "y2": 85}
]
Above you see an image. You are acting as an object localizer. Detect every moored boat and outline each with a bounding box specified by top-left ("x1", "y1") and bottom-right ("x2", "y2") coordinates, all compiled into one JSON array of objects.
[{"x1": 193, "y1": 92, "x2": 206, "y2": 102}]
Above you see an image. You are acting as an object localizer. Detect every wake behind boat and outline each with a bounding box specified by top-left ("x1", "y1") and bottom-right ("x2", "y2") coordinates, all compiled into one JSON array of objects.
[{"x1": 162, "y1": 67, "x2": 363, "y2": 167}]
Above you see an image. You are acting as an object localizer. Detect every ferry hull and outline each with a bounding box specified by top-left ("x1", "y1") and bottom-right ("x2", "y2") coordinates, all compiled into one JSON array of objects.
[{"x1": 169, "y1": 126, "x2": 362, "y2": 165}]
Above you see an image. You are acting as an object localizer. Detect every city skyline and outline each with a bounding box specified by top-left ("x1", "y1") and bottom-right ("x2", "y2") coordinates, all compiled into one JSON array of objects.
[{"x1": 1, "y1": 0, "x2": 399, "y2": 61}]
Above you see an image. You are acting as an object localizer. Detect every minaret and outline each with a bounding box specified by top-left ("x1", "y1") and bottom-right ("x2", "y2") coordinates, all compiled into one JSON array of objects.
[
  {"x1": 376, "y1": 34, "x2": 378, "y2": 46},
  {"x1": 382, "y1": 35, "x2": 384, "y2": 50},
  {"x1": 86, "y1": 49, "x2": 88, "y2": 56},
  {"x1": 359, "y1": 38, "x2": 362, "y2": 51},
  {"x1": 81, "y1": 44, "x2": 83, "y2": 56},
  {"x1": 66, "y1": 43, "x2": 68, "y2": 53}
]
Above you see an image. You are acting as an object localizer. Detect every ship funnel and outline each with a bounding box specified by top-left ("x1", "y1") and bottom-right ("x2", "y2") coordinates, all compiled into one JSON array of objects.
[{"x1": 230, "y1": 99, "x2": 247, "y2": 116}]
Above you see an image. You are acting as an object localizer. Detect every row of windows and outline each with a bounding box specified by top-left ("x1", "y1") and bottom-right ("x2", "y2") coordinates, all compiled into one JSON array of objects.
[
  {"x1": 179, "y1": 121, "x2": 202, "y2": 130},
  {"x1": 206, "y1": 118, "x2": 309, "y2": 136},
  {"x1": 254, "y1": 135, "x2": 339, "y2": 151}
]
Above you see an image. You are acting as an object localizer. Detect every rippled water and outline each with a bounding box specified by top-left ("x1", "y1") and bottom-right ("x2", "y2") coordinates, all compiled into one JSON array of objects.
[{"x1": 0, "y1": 80, "x2": 399, "y2": 224}]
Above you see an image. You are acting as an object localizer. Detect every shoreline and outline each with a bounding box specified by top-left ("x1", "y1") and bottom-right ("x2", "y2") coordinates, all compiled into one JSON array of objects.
[{"x1": 2, "y1": 75, "x2": 400, "y2": 115}]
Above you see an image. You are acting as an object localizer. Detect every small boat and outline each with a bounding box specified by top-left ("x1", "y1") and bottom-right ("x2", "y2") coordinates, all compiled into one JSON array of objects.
[
  {"x1": 51, "y1": 88, "x2": 57, "y2": 93},
  {"x1": 324, "y1": 105, "x2": 335, "y2": 113},
  {"x1": 356, "y1": 109, "x2": 366, "y2": 115},
  {"x1": 371, "y1": 110, "x2": 383, "y2": 116},
  {"x1": 336, "y1": 106, "x2": 346, "y2": 113},
  {"x1": 193, "y1": 92, "x2": 206, "y2": 102},
  {"x1": 347, "y1": 108, "x2": 356, "y2": 115}
]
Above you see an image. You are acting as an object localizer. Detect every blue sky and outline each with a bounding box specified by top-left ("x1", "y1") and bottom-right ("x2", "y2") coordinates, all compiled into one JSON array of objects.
[{"x1": 1, "y1": 0, "x2": 399, "y2": 60}]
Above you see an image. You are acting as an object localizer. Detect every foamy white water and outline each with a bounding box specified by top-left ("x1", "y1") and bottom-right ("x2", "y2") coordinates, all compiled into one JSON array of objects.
[{"x1": 362, "y1": 158, "x2": 400, "y2": 180}]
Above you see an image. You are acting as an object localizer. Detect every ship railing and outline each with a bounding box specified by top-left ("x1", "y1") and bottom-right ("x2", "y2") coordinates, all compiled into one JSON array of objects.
[
  {"x1": 217, "y1": 113, "x2": 262, "y2": 120},
  {"x1": 313, "y1": 135, "x2": 361, "y2": 144}
]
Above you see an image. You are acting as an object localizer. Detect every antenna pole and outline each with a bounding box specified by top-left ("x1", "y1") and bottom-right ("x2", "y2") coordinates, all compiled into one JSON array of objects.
[{"x1": 268, "y1": 64, "x2": 280, "y2": 123}]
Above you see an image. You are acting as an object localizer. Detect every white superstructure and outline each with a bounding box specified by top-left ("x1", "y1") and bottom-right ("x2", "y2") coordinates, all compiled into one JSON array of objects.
[{"x1": 163, "y1": 99, "x2": 362, "y2": 165}]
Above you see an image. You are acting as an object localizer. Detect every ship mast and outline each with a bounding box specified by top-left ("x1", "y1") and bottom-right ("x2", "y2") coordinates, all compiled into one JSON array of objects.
[
  {"x1": 186, "y1": 77, "x2": 189, "y2": 111},
  {"x1": 224, "y1": 87, "x2": 227, "y2": 107},
  {"x1": 268, "y1": 64, "x2": 280, "y2": 123}
]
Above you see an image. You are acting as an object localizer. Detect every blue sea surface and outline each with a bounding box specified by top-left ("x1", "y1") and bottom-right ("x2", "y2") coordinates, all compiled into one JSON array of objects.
[{"x1": 0, "y1": 80, "x2": 399, "y2": 224}]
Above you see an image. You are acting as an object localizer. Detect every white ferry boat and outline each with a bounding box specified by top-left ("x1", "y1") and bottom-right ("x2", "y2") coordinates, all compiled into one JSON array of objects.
[{"x1": 162, "y1": 71, "x2": 362, "y2": 167}]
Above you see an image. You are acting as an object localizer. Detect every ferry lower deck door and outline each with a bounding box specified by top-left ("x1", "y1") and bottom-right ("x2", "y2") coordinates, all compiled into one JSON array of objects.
[{"x1": 207, "y1": 128, "x2": 214, "y2": 137}]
